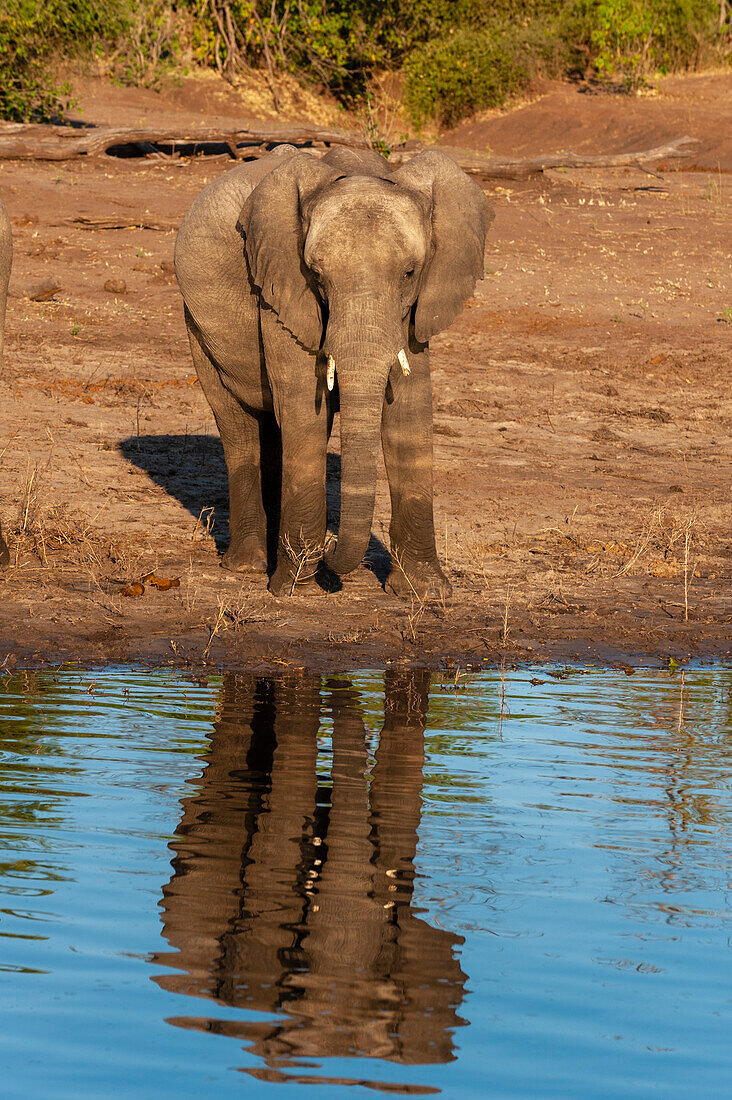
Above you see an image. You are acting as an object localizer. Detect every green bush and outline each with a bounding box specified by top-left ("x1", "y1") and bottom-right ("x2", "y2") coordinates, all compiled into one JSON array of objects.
[
  {"x1": 0, "y1": 1, "x2": 69, "y2": 120},
  {"x1": 405, "y1": 29, "x2": 524, "y2": 127},
  {"x1": 403, "y1": 18, "x2": 570, "y2": 127},
  {"x1": 561, "y1": 0, "x2": 723, "y2": 90},
  {"x1": 0, "y1": 0, "x2": 130, "y2": 120},
  {"x1": 119, "y1": 0, "x2": 186, "y2": 88},
  {"x1": 404, "y1": 0, "x2": 727, "y2": 127},
  {"x1": 177, "y1": 0, "x2": 567, "y2": 101}
]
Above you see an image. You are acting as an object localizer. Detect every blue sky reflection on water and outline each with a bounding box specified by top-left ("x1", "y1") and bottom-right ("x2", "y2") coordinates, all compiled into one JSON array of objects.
[{"x1": 0, "y1": 666, "x2": 730, "y2": 1098}]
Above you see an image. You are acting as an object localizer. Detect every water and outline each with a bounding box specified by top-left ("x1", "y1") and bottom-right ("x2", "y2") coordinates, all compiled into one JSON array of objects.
[{"x1": 0, "y1": 666, "x2": 730, "y2": 1098}]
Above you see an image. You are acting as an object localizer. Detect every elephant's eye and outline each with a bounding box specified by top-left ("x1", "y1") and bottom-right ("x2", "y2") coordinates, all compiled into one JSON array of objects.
[{"x1": 404, "y1": 264, "x2": 415, "y2": 278}]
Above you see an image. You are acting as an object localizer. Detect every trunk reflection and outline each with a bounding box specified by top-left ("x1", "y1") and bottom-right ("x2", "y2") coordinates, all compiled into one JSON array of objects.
[{"x1": 151, "y1": 670, "x2": 467, "y2": 1080}]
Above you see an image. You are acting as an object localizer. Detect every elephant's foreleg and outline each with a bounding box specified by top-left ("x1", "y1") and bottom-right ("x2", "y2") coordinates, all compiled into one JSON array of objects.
[
  {"x1": 381, "y1": 344, "x2": 451, "y2": 600},
  {"x1": 268, "y1": 391, "x2": 328, "y2": 595},
  {"x1": 261, "y1": 315, "x2": 328, "y2": 595},
  {"x1": 186, "y1": 315, "x2": 268, "y2": 573}
]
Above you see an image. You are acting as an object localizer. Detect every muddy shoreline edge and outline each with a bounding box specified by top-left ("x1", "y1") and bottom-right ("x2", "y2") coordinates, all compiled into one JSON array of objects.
[{"x1": 2, "y1": 613, "x2": 730, "y2": 674}]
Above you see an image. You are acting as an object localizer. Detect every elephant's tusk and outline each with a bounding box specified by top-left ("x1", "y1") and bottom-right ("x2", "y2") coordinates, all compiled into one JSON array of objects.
[
  {"x1": 327, "y1": 354, "x2": 336, "y2": 391},
  {"x1": 398, "y1": 349, "x2": 411, "y2": 376}
]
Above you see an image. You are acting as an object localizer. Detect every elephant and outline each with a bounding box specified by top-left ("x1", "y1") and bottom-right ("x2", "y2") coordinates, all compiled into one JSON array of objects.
[
  {"x1": 174, "y1": 144, "x2": 493, "y2": 597},
  {"x1": 0, "y1": 195, "x2": 11, "y2": 568}
]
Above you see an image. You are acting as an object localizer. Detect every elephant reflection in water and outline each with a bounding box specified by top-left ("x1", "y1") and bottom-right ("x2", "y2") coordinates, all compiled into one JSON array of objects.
[{"x1": 151, "y1": 670, "x2": 466, "y2": 1076}]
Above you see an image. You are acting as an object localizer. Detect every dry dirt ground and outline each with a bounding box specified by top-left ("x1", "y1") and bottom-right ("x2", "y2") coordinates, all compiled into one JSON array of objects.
[{"x1": 0, "y1": 73, "x2": 729, "y2": 672}]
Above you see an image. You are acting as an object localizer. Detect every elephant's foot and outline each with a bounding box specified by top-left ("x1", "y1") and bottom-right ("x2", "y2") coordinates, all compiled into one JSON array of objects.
[
  {"x1": 268, "y1": 560, "x2": 321, "y2": 597},
  {"x1": 222, "y1": 536, "x2": 268, "y2": 574},
  {"x1": 387, "y1": 557, "x2": 452, "y2": 602}
]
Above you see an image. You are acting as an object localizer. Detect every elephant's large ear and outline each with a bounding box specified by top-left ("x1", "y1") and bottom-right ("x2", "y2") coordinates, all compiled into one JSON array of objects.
[
  {"x1": 239, "y1": 152, "x2": 341, "y2": 351},
  {"x1": 395, "y1": 150, "x2": 494, "y2": 344}
]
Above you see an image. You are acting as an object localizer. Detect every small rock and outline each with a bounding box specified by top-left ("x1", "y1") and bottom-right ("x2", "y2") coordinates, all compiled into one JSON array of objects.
[
  {"x1": 104, "y1": 277, "x2": 127, "y2": 294},
  {"x1": 668, "y1": 484, "x2": 684, "y2": 493},
  {"x1": 26, "y1": 278, "x2": 61, "y2": 302},
  {"x1": 159, "y1": 260, "x2": 175, "y2": 275}
]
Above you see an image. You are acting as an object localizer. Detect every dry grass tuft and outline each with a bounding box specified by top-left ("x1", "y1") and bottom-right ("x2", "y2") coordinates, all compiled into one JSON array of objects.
[
  {"x1": 202, "y1": 594, "x2": 266, "y2": 658},
  {"x1": 281, "y1": 532, "x2": 330, "y2": 594}
]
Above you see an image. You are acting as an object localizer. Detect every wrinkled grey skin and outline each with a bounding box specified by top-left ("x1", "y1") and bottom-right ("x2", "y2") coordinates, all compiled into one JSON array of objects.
[
  {"x1": 175, "y1": 144, "x2": 492, "y2": 597},
  {"x1": 0, "y1": 196, "x2": 11, "y2": 568}
]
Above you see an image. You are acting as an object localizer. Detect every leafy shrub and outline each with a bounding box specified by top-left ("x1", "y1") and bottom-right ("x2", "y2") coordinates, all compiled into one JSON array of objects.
[
  {"x1": 403, "y1": 19, "x2": 569, "y2": 127},
  {"x1": 120, "y1": 0, "x2": 185, "y2": 87},
  {"x1": 187, "y1": 1, "x2": 420, "y2": 101},
  {"x1": 0, "y1": 0, "x2": 130, "y2": 120},
  {"x1": 404, "y1": 0, "x2": 727, "y2": 126},
  {"x1": 1, "y1": 1, "x2": 67, "y2": 120},
  {"x1": 562, "y1": 0, "x2": 723, "y2": 91},
  {"x1": 182, "y1": 0, "x2": 567, "y2": 101},
  {"x1": 404, "y1": 30, "x2": 523, "y2": 127}
]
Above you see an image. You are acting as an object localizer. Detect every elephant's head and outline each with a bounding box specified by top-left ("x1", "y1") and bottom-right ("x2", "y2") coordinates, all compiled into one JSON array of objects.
[{"x1": 239, "y1": 148, "x2": 493, "y2": 577}]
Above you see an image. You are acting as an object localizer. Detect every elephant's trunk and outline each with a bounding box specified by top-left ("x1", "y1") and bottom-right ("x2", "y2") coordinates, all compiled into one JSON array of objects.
[{"x1": 324, "y1": 294, "x2": 404, "y2": 577}]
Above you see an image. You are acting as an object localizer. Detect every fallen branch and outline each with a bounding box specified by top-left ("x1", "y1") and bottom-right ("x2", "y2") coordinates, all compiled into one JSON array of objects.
[
  {"x1": 0, "y1": 120, "x2": 697, "y2": 180},
  {"x1": 66, "y1": 215, "x2": 178, "y2": 231},
  {"x1": 0, "y1": 121, "x2": 368, "y2": 161},
  {"x1": 390, "y1": 136, "x2": 699, "y2": 179}
]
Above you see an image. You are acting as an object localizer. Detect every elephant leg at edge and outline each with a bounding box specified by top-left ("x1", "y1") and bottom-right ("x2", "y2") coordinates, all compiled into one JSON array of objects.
[
  {"x1": 381, "y1": 346, "x2": 451, "y2": 601},
  {"x1": 186, "y1": 317, "x2": 268, "y2": 573},
  {"x1": 0, "y1": 521, "x2": 9, "y2": 568}
]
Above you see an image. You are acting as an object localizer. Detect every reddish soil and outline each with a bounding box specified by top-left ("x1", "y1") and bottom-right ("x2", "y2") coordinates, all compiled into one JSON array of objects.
[
  {"x1": 0, "y1": 72, "x2": 730, "y2": 672},
  {"x1": 444, "y1": 72, "x2": 732, "y2": 171}
]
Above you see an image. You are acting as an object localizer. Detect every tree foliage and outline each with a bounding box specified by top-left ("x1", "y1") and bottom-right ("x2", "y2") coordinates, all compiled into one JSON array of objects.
[
  {"x1": 0, "y1": 0, "x2": 729, "y2": 124},
  {"x1": 405, "y1": 0, "x2": 727, "y2": 124},
  {"x1": 0, "y1": 0, "x2": 130, "y2": 119}
]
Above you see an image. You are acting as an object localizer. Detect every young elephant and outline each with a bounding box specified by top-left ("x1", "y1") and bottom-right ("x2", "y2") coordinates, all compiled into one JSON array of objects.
[
  {"x1": 0, "y1": 195, "x2": 11, "y2": 568},
  {"x1": 175, "y1": 145, "x2": 492, "y2": 597}
]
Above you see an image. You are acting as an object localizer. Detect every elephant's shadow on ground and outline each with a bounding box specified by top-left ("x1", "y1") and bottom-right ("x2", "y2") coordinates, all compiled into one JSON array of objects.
[{"x1": 118, "y1": 434, "x2": 391, "y2": 586}]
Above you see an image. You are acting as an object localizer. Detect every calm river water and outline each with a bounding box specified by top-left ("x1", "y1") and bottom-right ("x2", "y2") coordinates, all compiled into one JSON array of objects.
[{"x1": 0, "y1": 666, "x2": 730, "y2": 1097}]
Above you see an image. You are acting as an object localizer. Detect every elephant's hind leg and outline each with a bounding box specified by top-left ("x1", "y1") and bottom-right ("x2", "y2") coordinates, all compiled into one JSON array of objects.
[{"x1": 186, "y1": 316, "x2": 268, "y2": 573}]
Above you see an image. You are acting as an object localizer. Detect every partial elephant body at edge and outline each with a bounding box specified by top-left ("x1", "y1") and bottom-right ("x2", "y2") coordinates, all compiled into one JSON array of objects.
[{"x1": 174, "y1": 144, "x2": 493, "y2": 598}]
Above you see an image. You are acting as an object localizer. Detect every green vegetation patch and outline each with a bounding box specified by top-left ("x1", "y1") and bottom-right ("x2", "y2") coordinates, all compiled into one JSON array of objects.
[
  {"x1": 405, "y1": 0, "x2": 728, "y2": 126},
  {"x1": 0, "y1": 0, "x2": 129, "y2": 119}
]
